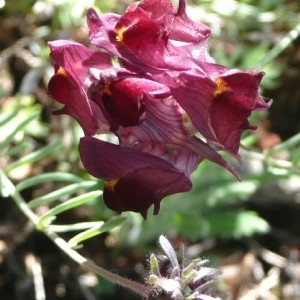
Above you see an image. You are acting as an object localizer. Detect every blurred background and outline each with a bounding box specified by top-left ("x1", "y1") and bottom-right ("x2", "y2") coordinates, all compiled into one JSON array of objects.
[{"x1": 0, "y1": 0, "x2": 300, "y2": 299}]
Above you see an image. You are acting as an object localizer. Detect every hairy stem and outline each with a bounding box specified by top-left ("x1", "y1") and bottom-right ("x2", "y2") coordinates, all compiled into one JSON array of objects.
[{"x1": 47, "y1": 230, "x2": 151, "y2": 298}]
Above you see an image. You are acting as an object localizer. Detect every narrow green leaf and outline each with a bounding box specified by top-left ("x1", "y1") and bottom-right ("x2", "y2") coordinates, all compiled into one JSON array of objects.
[
  {"x1": 16, "y1": 172, "x2": 83, "y2": 192},
  {"x1": 255, "y1": 23, "x2": 300, "y2": 70},
  {"x1": 96, "y1": 216, "x2": 127, "y2": 234},
  {"x1": 241, "y1": 134, "x2": 258, "y2": 147},
  {"x1": 6, "y1": 139, "x2": 29, "y2": 157},
  {"x1": 6, "y1": 142, "x2": 62, "y2": 172},
  {"x1": 0, "y1": 170, "x2": 14, "y2": 198},
  {"x1": 68, "y1": 217, "x2": 127, "y2": 248},
  {"x1": 0, "y1": 110, "x2": 39, "y2": 151},
  {"x1": 49, "y1": 221, "x2": 105, "y2": 233},
  {"x1": 28, "y1": 181, "x2": 98, "y2": 208},
  {"x1": 0, "y1": 106, "x2": 20, "y2": 127},
  {"x1": 38, "y1": 190, "x2": 102, "y2": 228},
  {"x1": 267, "y1": 132, "x2": 300, "y2": 154}
]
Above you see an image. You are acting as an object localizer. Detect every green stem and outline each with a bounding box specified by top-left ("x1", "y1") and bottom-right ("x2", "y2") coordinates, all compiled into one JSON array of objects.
[
  {"x1": 1, "y1": 171, "x2": 151, "y2": 299},
  {"x1": 1, "y1": 170, "x2": 39, "y2": 226},
  {"x1": 255, "y1": 23, "x2": 300, "y2": 70}
]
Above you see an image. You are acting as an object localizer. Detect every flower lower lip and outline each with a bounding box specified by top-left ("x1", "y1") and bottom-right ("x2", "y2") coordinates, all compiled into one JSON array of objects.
[{"x1": 79, "y1": 136, "x2": 192, "y2": 218}]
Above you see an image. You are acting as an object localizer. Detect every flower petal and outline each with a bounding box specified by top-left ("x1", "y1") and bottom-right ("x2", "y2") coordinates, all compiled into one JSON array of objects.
[
  {"x1": 103, "y1": 167, "x2": 191, "y2": 218},
  {"x1": 87, "y1": 8, "x2": 121, "y2": 58},
  {"x1": 88, "y1": 76, "x2": 168, "y2": 130},
  {"x1": 170, "y1": 69, "x2": 269, "y2": 155},
  {"x1": 88, "y1": 0, "x2": 212, "y2": 71},
  {"x1": 169, "y1": 0, "x2": 211, "y2": 42},
  {"x1": 210, "y1": 71, "x2": 266, "y2": 154},
  {"x1": 169, "y1": 70, "x2": 218, "y2": 144},
  {"x1": 115, "y1": 10, "x2": 168, "y2": 67},
  {"x1": 48, "y1": 40, "x2": 111, "y2": 135},
  {"x1": 118, "y1": 94, "x2": 238, "y2": 178},
  {"x1": 79, "y1": 137, "x2": 192, "y2": 218}
]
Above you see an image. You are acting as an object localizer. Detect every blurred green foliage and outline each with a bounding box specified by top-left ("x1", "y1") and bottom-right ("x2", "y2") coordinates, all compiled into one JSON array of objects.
[{"x1": 1, "y1": 0, "x2": 300, "y2": 270}]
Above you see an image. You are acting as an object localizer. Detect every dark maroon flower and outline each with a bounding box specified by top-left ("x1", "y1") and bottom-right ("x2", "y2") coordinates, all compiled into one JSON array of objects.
[
  {"x1": 48, "y1": 40, "x2": 169, "y2": 133},
  {"x1": 88, "y1": 75, "x2": 169, "y2": 131},
  {"x1": 85, "y1": 0, "x2": 269, "y2": 157},
  {"x1": 48, "y1": 40, "x2": 112, "y2": 135},
  {"x1": 79, "y1": 137, "x2": 192, "y2": 218},
  {"x1": 170, "y1": 69, "x2": 270, "y2": 155},
  {"x1": 87, "y1": 0, "x2": 212, "y2": 70},
  {"x1": 89, "y1": 78, "x2": 146, "y2": 129},
  {"x1": 78, "y1": 88, "x2": 238, "y2": 218},
  {"x1": 117, "y1": 92, "x2": 237, "y2": 178},
  {"x1": 48, "y1": 0, "x2": 269, "y2": 217}
]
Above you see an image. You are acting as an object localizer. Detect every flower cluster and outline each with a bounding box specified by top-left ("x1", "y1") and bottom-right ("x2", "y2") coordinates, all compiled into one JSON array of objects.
[{"x1": 48, "y1": 0, "x2": 269, "y2": 218}]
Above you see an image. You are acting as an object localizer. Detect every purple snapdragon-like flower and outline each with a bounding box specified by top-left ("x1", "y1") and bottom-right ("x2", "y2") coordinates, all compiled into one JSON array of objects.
[
  {"x1": 79, "y1": 137, "x2": 192, "y2": 219},
  {"x1": 48, "y1": 0, "x2": 269, "y2": 218},
  {"x1": 169, "y1": 69, "x2": 268, "y2": 155}
]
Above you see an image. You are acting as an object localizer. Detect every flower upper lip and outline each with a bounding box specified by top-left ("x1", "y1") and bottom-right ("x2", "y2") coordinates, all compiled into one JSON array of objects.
[{"x1": 87, "y1": 0, "x2": 212, "y2": 70}]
